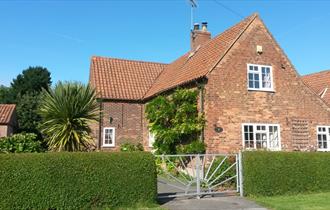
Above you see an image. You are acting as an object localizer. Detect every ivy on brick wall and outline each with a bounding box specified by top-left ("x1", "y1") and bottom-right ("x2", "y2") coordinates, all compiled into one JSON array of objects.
[{"x1": 145, "y1": 88, "x2": 205, "y2": 154}]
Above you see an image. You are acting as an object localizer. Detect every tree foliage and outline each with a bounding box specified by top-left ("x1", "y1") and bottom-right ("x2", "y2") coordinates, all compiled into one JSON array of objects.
[
  {"x1": 0, "y1": 85, "x2": 15, "y2": 104},
  {"x1": 145, "y1": 88, "x2": 205, "y2": 154},
  {"x1": 39, "y1": 82, "x2": 99, "y2": 151},
  {"x1": 16, "y1": 92, "x2": 41, "y2": 133},
  {"x1": 11, "y1": 66, "x2": 51, "y2": 97}
]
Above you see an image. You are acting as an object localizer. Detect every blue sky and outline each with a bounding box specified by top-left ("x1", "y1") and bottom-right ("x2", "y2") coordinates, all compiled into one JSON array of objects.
[{"x1": 0, "y1": 0, "x2": 329, "y2": 86}]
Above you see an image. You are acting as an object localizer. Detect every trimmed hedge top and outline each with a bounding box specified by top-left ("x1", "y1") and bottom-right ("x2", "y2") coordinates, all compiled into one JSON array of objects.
[
  {"x1": 243, "y1": 151, "x2": 330, "y2": 196},
  {"x1": 0, "y1": 152, "x2": 156, "y2": 209}
]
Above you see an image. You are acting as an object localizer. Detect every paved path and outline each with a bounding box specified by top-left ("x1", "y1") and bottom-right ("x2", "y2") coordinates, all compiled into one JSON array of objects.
[{"x1": 159, "y1": 196, "x2": 267, "y2": 210}]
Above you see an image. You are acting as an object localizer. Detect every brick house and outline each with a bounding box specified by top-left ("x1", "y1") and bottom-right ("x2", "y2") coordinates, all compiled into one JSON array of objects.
[
  {"x1": 0, "y1": 104, "x2": 17, "y2": 138},
  {"x1": 89, "y1": 13, "x2": 330, "y2": 153}
]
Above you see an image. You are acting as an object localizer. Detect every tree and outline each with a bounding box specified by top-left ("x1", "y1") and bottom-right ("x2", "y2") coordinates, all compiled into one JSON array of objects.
[
  {"x1": 145, "y1": 88, "x2": 205, "y2": 154},
  {"x1": 16, "y1": 92, "x2": 41, "y2": 133},
  {"x1": 39, "y1": 82, "x2": 99, "y2": 151},
  {"x1": 0, "y1": 85, "x2": 15, "y2": 104},
  {"x1": 11, "y1": 66, "x2": 51, "y2": 98}
]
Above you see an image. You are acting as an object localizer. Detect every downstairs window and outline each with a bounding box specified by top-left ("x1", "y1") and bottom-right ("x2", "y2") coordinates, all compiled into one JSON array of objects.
[
  {"x1": 317, "y1": 126, "x2": 330, "y2": 151},
  {"x1": 242, "y1": 124, "x2": 281, "y2": 150},
  {"x1": 148, "y1": 131, "x2": 155, "y2": 148},
  {"x1": 103, "y1": 127, "x2": 115, "y2": 147}
]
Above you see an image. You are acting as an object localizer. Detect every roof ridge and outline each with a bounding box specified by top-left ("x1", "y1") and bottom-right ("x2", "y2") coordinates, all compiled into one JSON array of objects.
[
  {"x1": 0, "y1": 104, "x2": 16, "y2": 107},
  {"x1": 302, "y1": 69, "x2": 330, "y2": 77},
  {"x1": 91, "y1": 56, "x2": 168, "y2": 66}
]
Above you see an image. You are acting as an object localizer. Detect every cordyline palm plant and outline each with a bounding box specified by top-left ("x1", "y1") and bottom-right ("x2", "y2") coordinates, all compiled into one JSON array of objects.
[{"x1": 39, "y1": 82, "x2": 99, "y2": 151}]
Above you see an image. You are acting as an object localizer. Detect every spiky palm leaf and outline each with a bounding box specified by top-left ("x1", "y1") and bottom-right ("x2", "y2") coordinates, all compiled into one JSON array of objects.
[{"x1": 39, "y1": 82, "x2": 99, "y2": 151}]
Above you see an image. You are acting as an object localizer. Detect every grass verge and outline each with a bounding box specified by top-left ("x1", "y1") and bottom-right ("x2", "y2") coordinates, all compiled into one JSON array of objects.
[{"x1": 251, "y1": 192, "x2": 330, "y2": 210}]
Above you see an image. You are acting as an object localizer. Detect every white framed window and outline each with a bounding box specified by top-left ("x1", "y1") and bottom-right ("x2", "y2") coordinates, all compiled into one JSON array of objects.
[
  {"x1": 317, "y1": 126, "x2": 330, "y2": 151},
  {"x1": 148, "y1": 131, "x2": 155, "y2": 147},
  {"x1": 103, "y1": 127, "x2": 115, "y2": 147},
  {"x1": 242, "y1": 123, "x2": 281, "y2": 150},
  {"x1": 247, "y1": 64, "x2": 273, "y2": 91}
]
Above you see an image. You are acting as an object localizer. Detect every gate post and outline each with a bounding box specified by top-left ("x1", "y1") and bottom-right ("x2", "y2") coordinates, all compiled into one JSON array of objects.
[
  {"x1": 238, "y1": 150, "x2": 244, "y2": 197},
  {"x1": 196, "y1": 154, "x2": 201, "y2": 199}
]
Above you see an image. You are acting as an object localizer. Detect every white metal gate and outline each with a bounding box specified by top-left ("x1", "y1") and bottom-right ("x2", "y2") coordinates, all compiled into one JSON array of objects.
[{"x1": 156, "y1": 152, "x2": 243, "y2": 199}]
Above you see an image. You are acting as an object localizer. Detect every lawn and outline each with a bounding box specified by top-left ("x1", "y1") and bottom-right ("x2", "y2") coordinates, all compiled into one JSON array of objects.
[{"x1": 251, "y1": 192, "x2": 330, "y2": 210}]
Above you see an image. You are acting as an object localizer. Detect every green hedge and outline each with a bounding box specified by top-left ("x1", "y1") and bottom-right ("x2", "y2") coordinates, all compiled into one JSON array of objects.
[
  {"x1": 0, "y1": 152, "x2": 156, "y2": 209},
  {"x1": 243, "y1": 151, "x2": 330, "y2": 196}
]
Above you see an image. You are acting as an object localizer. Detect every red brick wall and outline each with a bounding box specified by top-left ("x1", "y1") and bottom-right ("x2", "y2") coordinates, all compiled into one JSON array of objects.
[
  {"x1": 203, "y1": 17, "x2": 330, "y2": 153},
  {"x1": 90, "y1": 101, "x2": 144, "y2": 151}
]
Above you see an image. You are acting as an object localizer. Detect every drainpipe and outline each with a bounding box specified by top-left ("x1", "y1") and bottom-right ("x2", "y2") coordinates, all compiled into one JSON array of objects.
[
  {"x1": 98, "y1": 100, "x2": 103, "y2": 150},
  {"x1": 198, "y1": 83, "x2": 205, "y2": 142}
]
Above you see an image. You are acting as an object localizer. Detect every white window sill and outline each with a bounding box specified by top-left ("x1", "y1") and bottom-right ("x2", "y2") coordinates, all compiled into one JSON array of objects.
[
  {"x1": 248, "y1": 88, "x2": 275, "y2": 93},
  {"x1": 102, "y1": 145, "x2": 115, "y2": 148},
  {"x1": 317, "y1": 149, "x2": 330, "y2": 152},
  {"x1": 243, "y1": 148, "x2": 281, "y2": 151}
]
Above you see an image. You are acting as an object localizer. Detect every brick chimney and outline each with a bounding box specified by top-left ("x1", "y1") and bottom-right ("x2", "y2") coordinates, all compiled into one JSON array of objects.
[{"x1": 190, "y1": 22, "x2": 211, "y2": 51}]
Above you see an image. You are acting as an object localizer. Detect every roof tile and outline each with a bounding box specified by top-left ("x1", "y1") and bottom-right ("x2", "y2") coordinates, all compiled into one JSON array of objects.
[
  {"x1": 0, "y1": 104, "x2": 16, "y2": 125},
  {"x1": 89, "y1": 57, "x2": 167, "y2": 100},
  {"x1": 302, "y1": 70, "x2": 330, "y2": 105}
]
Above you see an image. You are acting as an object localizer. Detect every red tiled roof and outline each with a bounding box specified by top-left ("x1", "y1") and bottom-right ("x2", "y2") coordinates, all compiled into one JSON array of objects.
[
  {"x1": 89, "y1": 56, "x2": 167, "y2": 100},
  {"x1": 302, "y1": 70, "x2": 330, "y2": 105},
  {"x1": 89, "y1": 13, "x2": 258, "y2": 100},
  {"x1": 0, "y1": 104, "x2": 16, "y2": 125},
  {"x1": 144, "y1": 13, "x2": 257, "y2": 99}
]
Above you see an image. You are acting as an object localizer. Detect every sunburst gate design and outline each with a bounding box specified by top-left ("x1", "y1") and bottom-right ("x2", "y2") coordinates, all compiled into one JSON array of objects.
[{"x1": 156, "y1": 153, "x2": 243, "y2": 199}]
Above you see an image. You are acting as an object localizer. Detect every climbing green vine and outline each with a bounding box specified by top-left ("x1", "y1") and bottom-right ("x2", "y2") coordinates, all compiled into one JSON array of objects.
[{"x1": 145, "y1": 88, "x2": 206, "y2": 154}]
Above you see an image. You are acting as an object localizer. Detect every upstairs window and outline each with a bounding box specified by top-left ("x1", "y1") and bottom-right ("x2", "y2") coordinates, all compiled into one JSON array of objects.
[
  {"x1": 247, "y1": 64, "x2": 273, "y2": 91},
  {"x1": 242, "y1": 123, "x2": 280, "y2": 150},
  {"x1": 317, "y1": 126, "x2": 330, "y2": 151}
]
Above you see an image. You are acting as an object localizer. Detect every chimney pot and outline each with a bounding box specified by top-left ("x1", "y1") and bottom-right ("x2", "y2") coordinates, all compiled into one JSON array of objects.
[
  {"x1": 201, "y1": 22, "x2": 208, "y2": 31},
  {"x1": 193, "y1": 23, "x2": 200, "y2": 31}
]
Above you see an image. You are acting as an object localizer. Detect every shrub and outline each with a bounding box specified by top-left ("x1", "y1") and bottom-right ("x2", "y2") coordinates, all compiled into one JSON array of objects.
[
  {"x1": 243, "y1": 151, "x2": 330, "y2": 196},
  {"x1": 0, "y1": 133, "x2": 43, "y2": 153},
  {"x1": 176, "y1": 140, "x2": 206, "y2": 154},
  {"x1": 120, "y1": 142, "x2": 144, "y2": 152},
  {"x1": 145, "y1": 88, "x2": 205, "y2": 154},
  {"x1": 0, "y1": 152, "x2": 156, "y2": 209}
]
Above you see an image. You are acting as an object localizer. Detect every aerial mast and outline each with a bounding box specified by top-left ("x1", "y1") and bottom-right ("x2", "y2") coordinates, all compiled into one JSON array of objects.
[{"x1": 188, "y1": 0, "x2": 198, "y2": 30}]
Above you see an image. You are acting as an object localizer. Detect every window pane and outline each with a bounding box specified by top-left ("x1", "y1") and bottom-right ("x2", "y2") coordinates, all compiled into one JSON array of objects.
[
  {"x1": 269, "y1": 126, "x2": 279, "y2": 149},
  {"x1": 249, "y1": 81, "x2": 254, "y2": 88},
  {"x1": 249, "y1": 73, "x2": 253, "y2": 80},
  {"x1": 244, "y1": 126, "x2": 248, "y2": 132},
  {"x1": 262, "y1": 69, "x2": 272, "y2": 88},
  {"x1": 254, "y1": 74, "x2": 259, "y2": 80},
  {"x1": 255, "y1": 82, "x2": 259, "y2": 88},
  {"x1": 249, "y1": 66, "x2": 253, "y2": 70}
]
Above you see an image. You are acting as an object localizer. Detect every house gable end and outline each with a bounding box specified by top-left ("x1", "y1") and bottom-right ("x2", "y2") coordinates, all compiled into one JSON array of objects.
[{"x1": 204, "y1": 16, "x2": 330, "y2": 153}]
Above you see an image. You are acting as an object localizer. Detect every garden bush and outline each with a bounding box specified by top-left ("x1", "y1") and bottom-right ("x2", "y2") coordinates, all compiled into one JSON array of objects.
[
  {"x1": 243, "y1": 151, "x2": 330, "y2": 196},
  {"x1": 120, "y1": 141, "x2": 144, "y2": 152},
  {"x1": 0, "y1": 152, "x2": 156, "y2": 209},
  {"x1": 0, "y1": 133, "x2": 43, "y2": 153}
]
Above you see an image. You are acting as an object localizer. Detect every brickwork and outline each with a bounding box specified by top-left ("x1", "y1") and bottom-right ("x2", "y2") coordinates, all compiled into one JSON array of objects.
[
  {"x1": 0, "y1": 125, "x2": 8, "y2": 137},
  {"x1": 91, "y1": 101, "x2": 144, "y2": 151},
  {"x1": 203, "y1": 18, "x2": 330, "y2": 153}
]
